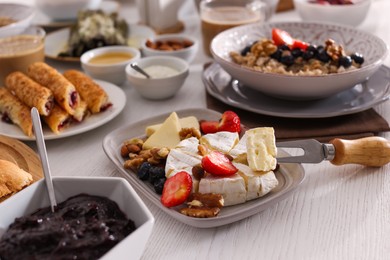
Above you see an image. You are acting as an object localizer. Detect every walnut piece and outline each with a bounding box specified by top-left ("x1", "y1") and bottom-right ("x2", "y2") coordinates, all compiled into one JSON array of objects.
[
  {"x1": 179, "y1": 193, "x2": 224, "y2": 218},
  {"x1": 179, "y1": 127, "x2": 201, "y2": 140}
]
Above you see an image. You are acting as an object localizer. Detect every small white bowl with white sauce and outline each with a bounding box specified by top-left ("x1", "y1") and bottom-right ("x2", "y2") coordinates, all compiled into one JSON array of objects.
[{"x1": 125, "y1": 56, "x2": 189, "y2": 100}]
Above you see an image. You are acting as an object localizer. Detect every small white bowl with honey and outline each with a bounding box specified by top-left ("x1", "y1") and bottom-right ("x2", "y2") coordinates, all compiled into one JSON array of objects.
[{"x1": 80, "y1": 46, "x2": 141, "y2": 85}]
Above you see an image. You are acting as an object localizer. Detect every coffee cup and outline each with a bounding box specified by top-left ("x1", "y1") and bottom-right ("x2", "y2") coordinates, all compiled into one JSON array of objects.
[
  {"x1": 0, "y1": 26, "x2": 45, "y2": 85},
  {"x1": 200, "y1": 0, "x2": 268, "y2": 56}
]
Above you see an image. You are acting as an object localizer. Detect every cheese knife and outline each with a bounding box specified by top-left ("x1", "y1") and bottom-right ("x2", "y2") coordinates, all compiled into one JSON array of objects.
[{"x1": 276, "y1": 136, "x2": 390, "y2": 166}]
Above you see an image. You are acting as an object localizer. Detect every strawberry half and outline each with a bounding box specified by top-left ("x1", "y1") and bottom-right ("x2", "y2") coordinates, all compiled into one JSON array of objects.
[
  {"x1": 218, "y1": 111, "x2": 241, "y2": 133},
  {"x1": 272, "y1": 28, "x2": 294, "y2": 47},
  {"x1": 200, "y1": 120, "x2": 219, "y2": 134},
  {"x1": 201, "y1": 151, "x2": 238, "y2": 177},
  {"x1": 161, "y1": 171, "x2": 192, "y2": 208}
]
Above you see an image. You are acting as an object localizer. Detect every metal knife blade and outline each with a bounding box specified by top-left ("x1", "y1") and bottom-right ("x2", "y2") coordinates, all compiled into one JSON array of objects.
[{"x1": 276, "y1": 139, "x2": 335, "y2": 164}]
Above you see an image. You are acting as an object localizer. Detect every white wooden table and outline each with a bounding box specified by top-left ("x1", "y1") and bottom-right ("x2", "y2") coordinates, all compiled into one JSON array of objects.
[{"x1": 3, "y1": 0, "x2": 390, "y2": 259}]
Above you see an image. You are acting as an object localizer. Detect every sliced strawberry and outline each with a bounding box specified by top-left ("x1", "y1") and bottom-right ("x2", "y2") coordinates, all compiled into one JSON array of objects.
[
  {"x1": 218, "y1": 111, "x2": 241, "y2": 133},
  {"x1": 272, "y1": 28, "x2": 294, "y2": 47},
  {"x1": 161, "y1": 171, "x2": 192, "y2": 208},
  {"x1": 200, "y1": 120, "x2": 219, "y2": 134},
  {"x1": 201, "y1": 151, "x2": 238, "y2": 177},
  {"x1": 292, "y1": 39, "x2": 309, "y2": 51}
]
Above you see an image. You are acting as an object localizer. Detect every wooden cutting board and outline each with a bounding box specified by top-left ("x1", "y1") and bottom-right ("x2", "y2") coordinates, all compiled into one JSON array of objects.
[{"x1": 0, "y1": 135, "x2": 43, "y2": 202}]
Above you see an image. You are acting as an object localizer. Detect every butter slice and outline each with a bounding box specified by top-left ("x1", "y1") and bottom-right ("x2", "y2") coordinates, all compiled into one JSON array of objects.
[
  {"x1": 145, "y1": 116, "x2": 199, "y2": 137},
  {"x1": 143, "y1": 112, "x2": 181, "y2": 150},
  {"x1": 234, "y1": 162, "x2": 278, "y2": 201},
  {"x1": 246, "y1": 127, "x2": 277, "y2": 172}
]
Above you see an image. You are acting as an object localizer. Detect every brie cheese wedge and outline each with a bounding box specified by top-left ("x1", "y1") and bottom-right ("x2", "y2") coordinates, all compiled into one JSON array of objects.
[
  {"x1": 246, "y1": 127, "x2": 277, "y2": 172},
  {"x1": 198, "y1": 173, "x2": 246, "y2": 206},
  {"x1": 200, "y1": 131, "x2": 239, "y2": 154}
]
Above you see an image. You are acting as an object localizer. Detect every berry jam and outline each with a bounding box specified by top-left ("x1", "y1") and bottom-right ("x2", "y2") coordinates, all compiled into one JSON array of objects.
[{"x1": 0, "y1": 194, "x2": 135, "y2": 260}]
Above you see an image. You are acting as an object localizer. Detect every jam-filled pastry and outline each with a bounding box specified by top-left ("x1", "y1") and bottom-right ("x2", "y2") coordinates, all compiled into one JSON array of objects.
[
  {"x1": 5, "y1": 71, "x2": 54, "y2": 116},
  {"x1": 27, "y1": 62, "x2": 80, "y2": 116},
  {"x1": 0, "y1": 88, "x2": 33, "y2": 137},
  {"x1": 72, "y1": 100, "x2": 89, "y2": 122},
  {"x1": 0, "y1": 159, "x2": 33, "y2": 199},
  {"x1": 63, "y1": 70, "x2": 112, "y2": 114},
  {"x1": 43, "y1": 103, "x2": 72, "y2": 134}
]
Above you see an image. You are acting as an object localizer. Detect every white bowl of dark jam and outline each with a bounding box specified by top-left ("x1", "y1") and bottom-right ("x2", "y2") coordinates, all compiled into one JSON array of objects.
[{"x1": 0, "y1": 176, "x2": 154, "y2": 260}]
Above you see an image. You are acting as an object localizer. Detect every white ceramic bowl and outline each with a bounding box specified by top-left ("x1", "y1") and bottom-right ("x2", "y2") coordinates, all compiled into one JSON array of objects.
[
  {"x1": 81, "y1": 46, "x2": 141, "y2": 85},
  {"x1": 0, "y1": 3, "x2": 35, "y2": 38},
  {"x1": 211, "y1": 21, "x2": 388, "y2": 100},
  {"x1": 141, "y1": 34, "x2": 199, "y2": 63},
  {"x1": 36, "y1": 0, "x2": 102, "y2": 20},
  {"x1": 294, "y1": 0, "x2": 371, "y2": 27},
  {"x1": 126, "y1": 56, "x2": 189, "y2": 100},
  {"x1": 0, "y1": 176, "x2": 154, "y2": 260}
]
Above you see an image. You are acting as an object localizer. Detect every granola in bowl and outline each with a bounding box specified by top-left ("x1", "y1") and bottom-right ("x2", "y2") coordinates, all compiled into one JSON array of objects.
[
  {"x1": 229, "y1": 28, "x2": 364, "y2": 76},
  {"x1": 211, "y1": 22, "x2": 388, "y2": 100}
]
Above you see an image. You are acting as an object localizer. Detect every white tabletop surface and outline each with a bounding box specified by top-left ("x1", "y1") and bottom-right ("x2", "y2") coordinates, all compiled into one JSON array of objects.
[{"x1": 2, "y1": 0, "x2": 390, "y2": 259}]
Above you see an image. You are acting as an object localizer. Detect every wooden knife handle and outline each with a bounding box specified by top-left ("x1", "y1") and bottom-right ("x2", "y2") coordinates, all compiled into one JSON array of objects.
[{"x1": 329, "y1": 136, "x2": 390, "y2": 166}]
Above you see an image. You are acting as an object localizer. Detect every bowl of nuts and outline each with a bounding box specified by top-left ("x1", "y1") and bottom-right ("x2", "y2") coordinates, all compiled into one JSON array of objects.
[
  {"x1": 141, "y1": 34, "x2": 199, "y2": 63},
  {"x1": 211, "y1": 21, "x2": 388, "y2": 100}
]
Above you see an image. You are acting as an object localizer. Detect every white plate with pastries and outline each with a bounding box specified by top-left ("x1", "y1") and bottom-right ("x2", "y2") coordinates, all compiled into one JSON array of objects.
[
  {"x1": 0, "y1": 79, "x2": 126, "y2": 141},
  {"x1": 102, "y1": 108, "x2": 305, "y2": 228}
]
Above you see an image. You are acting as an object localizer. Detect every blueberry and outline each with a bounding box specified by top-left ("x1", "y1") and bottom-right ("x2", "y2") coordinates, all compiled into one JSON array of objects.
[
  {"x1": 339, "y1": 56, "x2": 352, "y2": 68},
  {"x1": 153, "y1": 178, "x2": 166, "y2": 194},
  {"x1": 306, "y1": 45, "x2": 318, "y2": 54},
  {"x1": 278, "y1": 44, "x2": 290, "y2": 51},
  {"x1": 316, "y1": 50, "x2": 331, "y2": 63},
  {"x1": 270, "y1": 49, "x2": 282, "y2": 61},
  {"x1": 302, "y1": 50, "x2": 315, "y2": 60},
  {"x1": 316, "y1": 45, "x2": 325, "y2": 53},
  {"x1": 137, "y1": 162, "x2": 152, "y2": 181},
  {"x1": 149, "y1": 166, "x2": 165, "y2": 184},
  {"x1": 291, "y1": 48, "x2": 303, "y2": 58},
  {"x1": 240, "y1": 45, "x2": 251, "y2": 56},
  {"x1": 280, "y1": 55, "x2": 295, "y2": 66},
  {"x1": 351, "y1": 53, "x2": 364, "y2": 65}
]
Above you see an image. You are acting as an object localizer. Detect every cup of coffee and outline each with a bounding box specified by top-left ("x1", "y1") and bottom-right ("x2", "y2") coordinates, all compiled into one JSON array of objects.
[
  {"x1": 0, "y1": 26, "x2": 45, "y2": 85},
  {"x1": 200, "y1": 0, "x2": 267, "y2": 56}
]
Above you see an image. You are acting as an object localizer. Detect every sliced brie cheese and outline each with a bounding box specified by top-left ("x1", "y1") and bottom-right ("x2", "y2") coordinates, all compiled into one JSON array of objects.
[
  {"x1": 246, "y1": 127, "x2": 277, "y2": 172},
  {"x1": 200, "y1": 131, "x2": 239, "y2": 154},
  {"x1": 165, "y1": 148, "x2": 202, "y2": 178},
  {"x1": 145, "y1": 116, "x2": 200, "y2": 137},
  {"x1": 230, "y1": 132, "x2": 248, "y2": 164},
  {"x1": 143, "y1": 112, "x2": 181, "y2": 150},
  {"x1": 198, "y1": 173, "x2": 246, "y2": 206},
  {"x1": 234, "y1": 162, "x2": 278, "y2": 201}
]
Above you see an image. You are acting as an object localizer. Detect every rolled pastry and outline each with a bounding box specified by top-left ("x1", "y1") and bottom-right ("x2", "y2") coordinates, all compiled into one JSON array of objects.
[
  {"x1": 43, "y1": 104, "x2": 72, "y2": 134},
  {"x1": 63, "y1": 70, "x2": 112, "y2": 114},
  {"x1": 0, "y1": 87, "x2": 33, "y2": 137},
  {"x1": 72, "y1": 99, "x2": 89, "y2": 122},
  {"x1": 5, "y1": 71, "x2": 54, "y2": 116},
  {"x1": 0, "y1": 159, "x2": 33, "y2": 199},
  {"x1": 27, "y1": 62, "x2": 80, "y2": 116}
]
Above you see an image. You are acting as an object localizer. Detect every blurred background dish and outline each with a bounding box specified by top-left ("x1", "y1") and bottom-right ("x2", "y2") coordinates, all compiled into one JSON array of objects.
[
  {"x1": 293, "y1": 0, "x2": 372, "y2": 26},
  {"x1": 45, "y1": 24, "x2": 155, "y2": 62},
  {"x1": 0, "y1": 176, "x2": 154, "y2": 259},
  {"x1": 211, "y1": 21, "x2": 388, "y2": 100},
  {"x1": 81, "y1": 46, "x2": 141, "y2": 85},
  {"x1": 0, "y1": 3, "x2": 35, "y2": 38},
  {"x1": 141, "y1": 34, "x2": 199, "y2": 63},
  {"x1": 126, "y1": 56, "x2": 189, "y2": 100},
  {"x1": 199, "y1": 0, "x2": 271, "y2": 57},
  {"x1": 0, "y1": 26, "x2": 45, "y2": 85},
  {"x1": 35, "y1": 0, "x2": 102, "y2": 21},
  {"x1": 33, "y1": 0, "x2": 120, "y2": 30}
]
